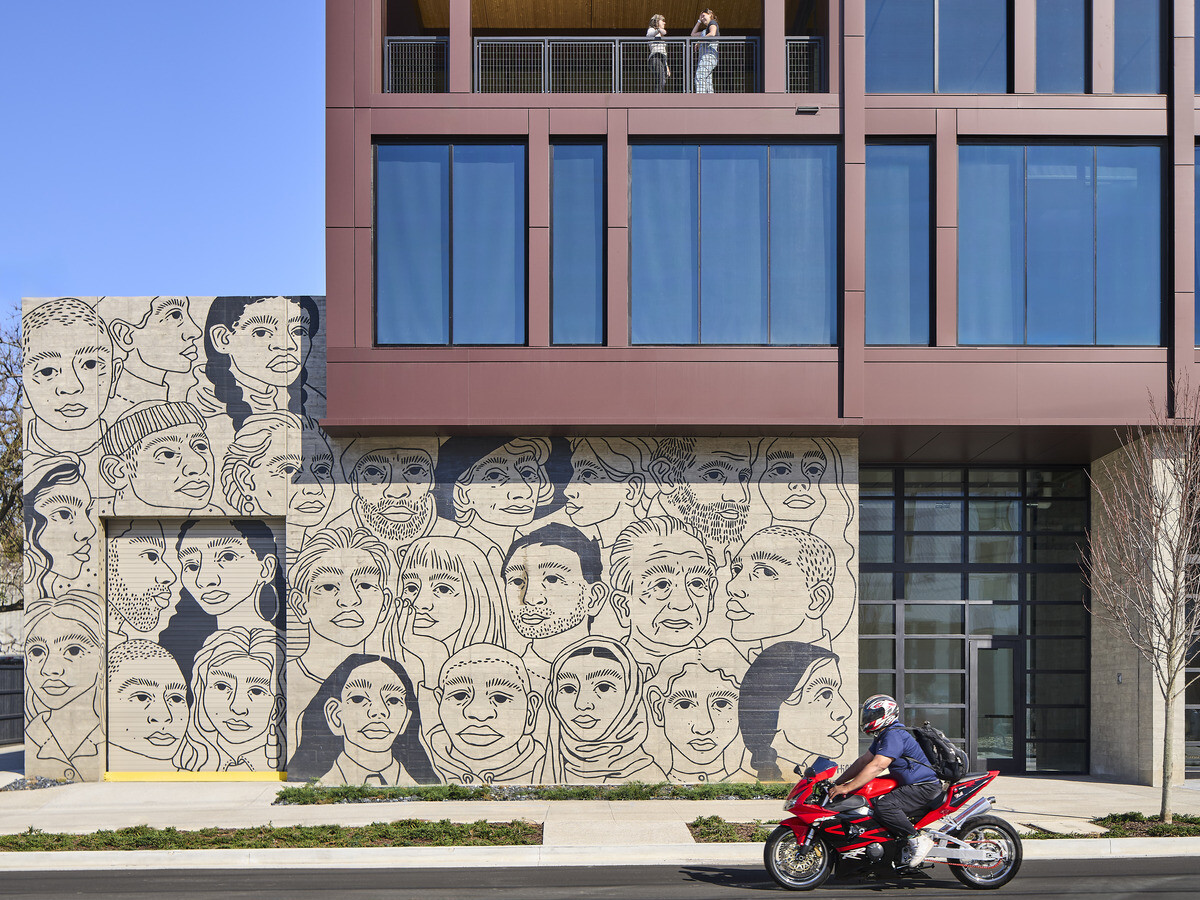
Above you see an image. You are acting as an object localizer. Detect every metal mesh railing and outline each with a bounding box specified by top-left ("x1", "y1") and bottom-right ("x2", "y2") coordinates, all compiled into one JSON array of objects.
[
  {"x1": 785, "y1": 37, "x2": 825, "y2": 93},
  {"x1": 475, "y1": 37, "x2": 760, "y2": 93},
  {"x1": 384, "y1": 37, "x2": 448, "y2": 93}
]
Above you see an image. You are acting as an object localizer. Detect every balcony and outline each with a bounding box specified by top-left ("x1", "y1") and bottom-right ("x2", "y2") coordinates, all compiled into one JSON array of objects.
[
  {"x1": 384, "y1": 37, "x2": 449, "y2": 93},
  {"x1": 474, "y1": 36, "x2": 761, "y2": 94}
]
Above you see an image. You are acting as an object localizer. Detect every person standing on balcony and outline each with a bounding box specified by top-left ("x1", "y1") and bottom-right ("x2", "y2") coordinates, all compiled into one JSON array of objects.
[
  {"x1": 647, "y1": 15, "x2": 670, "y2": 93},
  {"x1": 691, "y1": 9, "x2": 719, "y2": 93}
]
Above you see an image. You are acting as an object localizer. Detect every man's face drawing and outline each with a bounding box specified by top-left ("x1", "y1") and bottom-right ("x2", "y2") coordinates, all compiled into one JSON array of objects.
[
  {"x1": 656, "y1": 664, "x2": 739, "y2": 768},
  {"x1": 662, "y1": 443, "x2": 752, "y2": 545},
  {"x1": 24, "y1": 319, "x2": 115, "y2": 433},
  {"x1": 503, "y1": 543, "x2": 594, "y2": 640},
  {"x1": 179, "y1": 532, "x2": 274, "y2": 617},
  {"x1": 117, "y1": 424, "x2": 213, "y2": 510},
  {"x1": 622, "y1": 530, "x2": 715, "y2": 651},
  {"x1": 726, "y1": 531, "x2": 829, "y2": 642},
  {"x1": 31, "y1": 478, "x2": 95, "y2": 580},
  {"x1": 110, "y1": 656, "x2": 187, "y2": 760},
  {"x1": 774, "y1": 657, "x2": 852, "y2": 761},
  {"x1": 211, "y1": 297, "x2": 309, "y2": 389},
  {"x1": 457, "y1": 445, "x2": 544, "y2": 528},
  {"x1": 553, "y1": 652, "x2": 628, "y2": 742},
  {"x1": 352, "y1": 449, "x2": 433, "y2": 536},
  {"x1": 325, "y1": 661, "x2": 410, "y2": 756},
  {"x1": 758, "y1": 440, "x2": 828, "y2": 526},
  {"x1": 131, "y1": 297, "x2": 201, "y2": 374},
  {"x1": 108, "y1": 523, "x2": 178, "y2": 633},
  {"x1": 202, "y1": 656, "x2": 274, "y2": 748},
  {"x1": 25, "y1": 615, "x2": 100, "y2": 711},
  {"x1": 400, "y1": 558, "x2": 467, "y2": 644},
  {"x1": 438, "y1": 659, "x2": 535, "y2": 762},
  {"x1": 563, "y1": 444, "x2": 623, "y2": 529},
  {"x1": 300, "y1": 549, "x2": 390, "y2": 648}
]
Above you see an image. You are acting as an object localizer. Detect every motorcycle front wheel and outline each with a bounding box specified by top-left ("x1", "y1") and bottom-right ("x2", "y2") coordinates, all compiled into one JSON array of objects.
[
  {"x1": 764, "y1": 824, "x2": 834, "y2": 891},
  {"x1": 949, "y1": 815, "x2": 1023, "y2": 889}
]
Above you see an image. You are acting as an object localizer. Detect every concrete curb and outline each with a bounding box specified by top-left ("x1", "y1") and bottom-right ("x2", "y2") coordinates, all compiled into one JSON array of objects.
[{"x1": 0, "y1": 837, "x2": 1198, "y2": 871}]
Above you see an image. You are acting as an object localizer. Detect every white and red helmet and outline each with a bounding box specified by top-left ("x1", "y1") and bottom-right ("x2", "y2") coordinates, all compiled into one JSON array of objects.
[{"x1": 861, "y1": 694, "x2": 899, "y2": 735}]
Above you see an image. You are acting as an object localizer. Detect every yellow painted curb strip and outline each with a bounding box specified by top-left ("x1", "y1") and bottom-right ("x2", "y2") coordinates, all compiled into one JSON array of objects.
[{"x1": 104, "y1": 772, "x2": 287, "y2": 782}]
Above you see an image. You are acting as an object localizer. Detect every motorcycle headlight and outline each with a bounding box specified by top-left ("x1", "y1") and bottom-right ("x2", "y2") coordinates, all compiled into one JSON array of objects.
[{"x1": 783, "y1": 796, "x2": 799, "y2": 812}]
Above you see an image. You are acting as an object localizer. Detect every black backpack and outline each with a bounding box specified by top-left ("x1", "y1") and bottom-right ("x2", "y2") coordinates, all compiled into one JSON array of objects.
[{"x1": 904, "y1": 721, "x2": 969, "y2": 783}]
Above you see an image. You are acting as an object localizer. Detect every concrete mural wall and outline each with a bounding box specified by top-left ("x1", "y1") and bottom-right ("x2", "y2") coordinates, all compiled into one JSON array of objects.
[{"x1": 22, "y1": 296, "x2": 859, "y2": 784}]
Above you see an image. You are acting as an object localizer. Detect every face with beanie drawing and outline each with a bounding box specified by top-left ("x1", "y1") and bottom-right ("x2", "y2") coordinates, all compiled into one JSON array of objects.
[{"x1": 100, "y1": 401, "x2": 215, "y2": 513}]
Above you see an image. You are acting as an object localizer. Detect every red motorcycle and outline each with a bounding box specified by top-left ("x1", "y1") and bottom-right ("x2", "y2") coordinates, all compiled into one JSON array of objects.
[{"x1": 764, "y1": 757, "x2": 1022, "y2": 891}]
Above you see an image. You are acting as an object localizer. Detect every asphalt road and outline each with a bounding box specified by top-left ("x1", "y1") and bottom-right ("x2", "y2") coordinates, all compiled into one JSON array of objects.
[{"x1": 2, "y1": 857, "x2": 1199, "y2": 899}]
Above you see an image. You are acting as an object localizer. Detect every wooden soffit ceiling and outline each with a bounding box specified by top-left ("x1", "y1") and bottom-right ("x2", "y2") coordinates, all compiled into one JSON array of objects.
[{"x1": 416, "y1": 1, "x2": 764, "y2": 30}]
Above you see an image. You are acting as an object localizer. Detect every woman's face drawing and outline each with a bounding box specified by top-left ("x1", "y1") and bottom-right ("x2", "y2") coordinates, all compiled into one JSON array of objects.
[
  {"x1": 212, "y1": 297, "x2": 310, "y2": 390},
  {"x1": 201, "y1": 655, "x2": 274, "y2": 748},
  {"x1": 32, "y1": 477, "x2": 95, "y2": 579},
  {"x1": 554, "y1": 652, "x2": 628, "y2": 742},
  {"x1": 758, "y1": 440, "x2": 829, "y2": 527},
  {"x1": 26, "y1": 614, "x2": 100, "y2": 711},
  {"x1": 774, "y1": 657, "x2": 852, "y2": 761},
  {"x1": 457, "y1": 445, "x2": 544, "y2": 528},
  {"x1": 327, "y1": 661, "x2": 411, "y2": 755},
  {"x1": 563, "y1": 443, "x2": 625, "y2": 530},
  {"x1": 401, "y1": 558, "x2": 469, "y2": 644},
  {"x1": 179, "y1": 531, "x2": 275, "y2": 618}
]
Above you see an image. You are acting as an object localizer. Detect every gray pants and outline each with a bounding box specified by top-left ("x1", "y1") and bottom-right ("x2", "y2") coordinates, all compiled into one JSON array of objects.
[{"x1": 872, "y1": 780, "x2": 943, "y2": 838}]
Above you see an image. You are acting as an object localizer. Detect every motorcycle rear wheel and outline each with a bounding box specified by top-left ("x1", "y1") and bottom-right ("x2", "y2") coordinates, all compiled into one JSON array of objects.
[
  {"x1": 764, "y1": 824, "x2": 834, "y2": 891},
  {"x1": 949, "y1": 815, "x2": 1023, "y2": 889}
]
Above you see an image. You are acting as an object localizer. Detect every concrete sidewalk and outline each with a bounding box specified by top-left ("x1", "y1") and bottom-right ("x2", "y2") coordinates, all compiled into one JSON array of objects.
[{"x1": 3, "y1": 744, "x2": 1200, "y2": 870}]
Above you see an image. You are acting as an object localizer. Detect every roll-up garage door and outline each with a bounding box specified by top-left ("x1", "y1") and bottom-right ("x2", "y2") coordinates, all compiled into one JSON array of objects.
[{"x1": 105, "y1": 518, "x2": 286, "y2": 775}]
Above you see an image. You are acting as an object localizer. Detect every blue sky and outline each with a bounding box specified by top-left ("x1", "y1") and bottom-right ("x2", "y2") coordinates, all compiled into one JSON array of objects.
[{"x1": 0, "y1": 3, "x2": 325, "y2": 319}]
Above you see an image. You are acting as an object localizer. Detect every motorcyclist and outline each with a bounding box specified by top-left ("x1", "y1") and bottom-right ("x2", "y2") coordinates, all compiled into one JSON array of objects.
[{"x1": 828, "y1": 694, "x2": 940, "y2": 868}]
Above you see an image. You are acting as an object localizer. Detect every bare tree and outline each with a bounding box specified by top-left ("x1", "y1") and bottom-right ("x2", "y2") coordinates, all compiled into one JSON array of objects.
[
  {"x1": 1086, "y1": 379, "x2": 1200, "y2": 823},
  {"x1": 0, "y1": 314, "x2": 20, "y2": 610}
]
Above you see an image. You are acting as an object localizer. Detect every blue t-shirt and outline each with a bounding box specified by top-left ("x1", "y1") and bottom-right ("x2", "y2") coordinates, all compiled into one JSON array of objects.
[{"x1": 869, "y1": 723, "x2": 938, "y2": 786}]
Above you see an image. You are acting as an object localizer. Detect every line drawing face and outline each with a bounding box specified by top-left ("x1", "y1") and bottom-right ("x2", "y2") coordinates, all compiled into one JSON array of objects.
[
  {"x1": 648, "y1": 439, "x2": 754, "y2": 550},
  {"x1": 757, "y1": 438, "x2": 829, "y2": 527},
  {"x1": 22, "y1": 298, "x2": 119, "y2": 450},
  {"x1": 773, "y1": 656, "x2": 852, "y2": 763},
  {"x1": 107, "y1": 520, "x2": 177, "y2": 636},
  {"x1": 177, "y1": 526, "x2": 277, "y2": 622},
  {"x1": 24, "y1": 454, "x2": 95, "y2": 588},
  {"x1": 101, "y1": 402, "x2": 215, "y2": 513},
  {"x1": 610, "y1": 517, "x2": 716, "y2": 664},
  {"x1": 326, "y1": 659, "x2": 412, "y2": 759},
  {"x1": 725, "y1": 526, "x2": 836, "y2": 646},
  {"x1": 107, "y1": 640, "x2": 188, "y2": 764},
  {"x1": 502, "y1": 524, "x2": 609, "y2": 642},
  {"x1": 293, "y1": 532, "x2": 392, "y2": 651}
]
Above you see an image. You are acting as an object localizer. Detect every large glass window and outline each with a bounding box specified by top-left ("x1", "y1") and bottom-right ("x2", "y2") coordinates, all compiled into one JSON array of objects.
[
  {"x1": 376, "y1": 143, "x2": 526, "y2": 345},
  {"x1": 860, "y1": 467, "x2": 1090, "y2": 774},
  {"x1": 1037, "y1": 0, "x2": 1089, "y2": 93},
  {"x1": 1114, "y1": 0, "x2": 1162, "y2": 94},
  {"x1": 629, "y1": 143, "x2": 838, "y2": 345},
  {"x1": 959, "y1": 143, "x2": 1162, "y2": 346},
  {"x1": 866, "y1": 0, "x2": 1008, "y2": 93},
  {"x1": 866, "y1": 144, "x2": 931, "y2": 345},
  {"x1": 552, "y1": 144, "x2": 604, "y2": 345}
]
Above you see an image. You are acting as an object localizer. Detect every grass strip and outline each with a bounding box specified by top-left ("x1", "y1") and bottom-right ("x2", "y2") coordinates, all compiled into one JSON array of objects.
[
  {"x1": 687, "y1": 812, "x2": 1200, "y2": 843},
  {"x1": 275, "y1": 780, "x2": 793, "y2": 805},
  {"x1": 688, "y1": 815, "x2": 773, "y2": 843},
  {"x1": 0, "y1": 819, "x2": 541, "y2": 852}
]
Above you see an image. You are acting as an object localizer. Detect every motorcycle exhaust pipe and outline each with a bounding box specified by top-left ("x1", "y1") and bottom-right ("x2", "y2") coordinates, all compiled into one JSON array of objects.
[{"x1": 933, "y1": 795, "x2": 994, "y2": 833}]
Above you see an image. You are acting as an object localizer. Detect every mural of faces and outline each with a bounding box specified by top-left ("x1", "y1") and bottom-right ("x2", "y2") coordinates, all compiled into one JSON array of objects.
[{"x1": 24, "y1": 297, "x2": 862, "y2": 787}]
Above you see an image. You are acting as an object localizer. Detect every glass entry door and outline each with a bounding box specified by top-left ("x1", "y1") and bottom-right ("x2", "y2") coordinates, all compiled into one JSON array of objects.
[{"x1": 969, "y1": 637, "x2": 1024, "y2": 773}]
